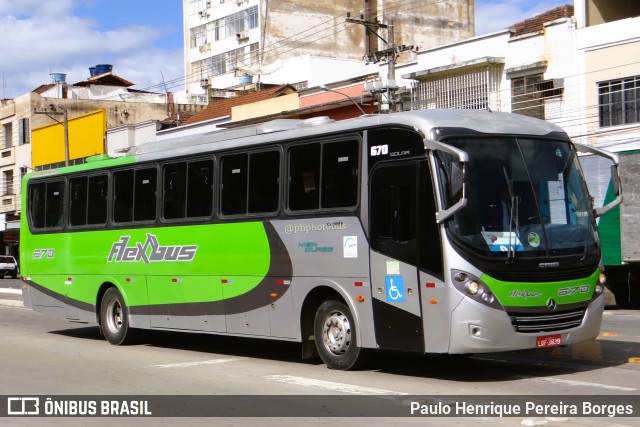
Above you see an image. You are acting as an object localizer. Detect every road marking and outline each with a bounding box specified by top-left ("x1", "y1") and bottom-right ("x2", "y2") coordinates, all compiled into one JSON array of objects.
[
  {"x1": 629, "y1": 357, "x2": 640, "y2": 364},
  {"x1": 152, "y1": 359, "x2": 240, "y2": 368},
  {"x1": 0, "y1": 299, "x2": 24, "y2": 307},
  {"x1": 536, "y1": 377, "x2": 636, "y2": 391},
  {"x1": 0, "y1": 288, "x2": 21, "y2": 295},
  {"x1": 265, "y1": 375, "x2": 408, "y2": 395}
]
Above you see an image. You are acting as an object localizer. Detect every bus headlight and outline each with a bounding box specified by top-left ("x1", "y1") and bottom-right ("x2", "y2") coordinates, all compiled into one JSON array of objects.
[
  {"x1": 465, "y1": 280, "x2": 480, "y2": 295},
  {"x1": 594, "y1": 272, "x2": 606, "y2": 295},
  {"x1": 451, "y1": 269, "x2": 503, "y2": 311},
  {"x1": 482, "y1": 292, "x2": 495, "y2": 304},
  {"x1": 598, "y1": 272, "x2": 607, "y2": 286}
]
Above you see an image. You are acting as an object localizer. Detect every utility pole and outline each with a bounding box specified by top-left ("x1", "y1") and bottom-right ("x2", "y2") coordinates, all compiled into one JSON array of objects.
[
  {"x1": 346, "y1": 15, "x2": 414, "y2": 112},
  {"x1": 386, "y1": 20, "x2": 396, "y2": 112},
  {"x1": 35, "y1": 108, "x2": 69, "y2": 167}
]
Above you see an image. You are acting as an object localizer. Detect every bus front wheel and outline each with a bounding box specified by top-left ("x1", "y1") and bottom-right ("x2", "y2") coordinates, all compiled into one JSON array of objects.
[
  {"x1": 100, "y1": 287, "x2": 134, "y2": 345},
  {"x1": 314, "y1": 298, "x2": 367, "y2": 370}
]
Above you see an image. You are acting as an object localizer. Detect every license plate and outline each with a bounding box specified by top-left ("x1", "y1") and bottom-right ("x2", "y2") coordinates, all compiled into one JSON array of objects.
[{"x1": 536, "y1": 334, "x2": 562, "y2": 348}]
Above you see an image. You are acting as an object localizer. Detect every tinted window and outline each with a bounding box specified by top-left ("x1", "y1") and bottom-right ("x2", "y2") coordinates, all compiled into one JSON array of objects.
[
  {"x1": 288, "y1": 139, "x2": 358, "y2": 211},
  {"x1": 221, "y1": 153, "x2": 247, "y2": 215},
  {"x1": 113, "y1": 168, "x2": 157, "y2": 223},
  {"x1": 221, "y1": 150, "x2": 280, "y2": 216},
  {"x1": 29, "y1": 180, "x2": 65, "y2": 230},
  {"x1": 187, "y1": 160, "x2": 213, "y2": 217},
  {"x1": 134, "y1": 168, "x2": 157, "y2": 221},
  {"x1": 87, "y1": 175, "x2": 108, "y2": 225},
  {"x1": 69, "y1": 177, "x2": 88, "y2": 226},
  {"x1": 163, "y1": 162, "x2": 187, "y2": 220},
  {"x1": 248, "y1": 150, "x2": 280, "y2": 214},
  {"x1": 69, "y1": 174, "x2": 108, "y2": 227},
  {"x1": 289, "y1": 144, "x2": 320, "y2": 211},
  {"x1": 29, "y1": 183, "x2": 46, "y2": 229},
  {"x1": 322, "y1": 141, "x2": 358, "y2": 208},
  {"x1": 46, "y1": 181, "x2": 65, "y2": 228},
  {"x1": 113, "y1": 170, "x2": 134, "y2": 223}
]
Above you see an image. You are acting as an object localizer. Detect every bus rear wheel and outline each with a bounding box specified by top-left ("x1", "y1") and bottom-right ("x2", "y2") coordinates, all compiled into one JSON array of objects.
[
  {"x1": 314, "y1": 298, "x2": 367, "y2": 370},
  {"x1": 100, "y1": 287, "x2": 134, "y2": 345}
]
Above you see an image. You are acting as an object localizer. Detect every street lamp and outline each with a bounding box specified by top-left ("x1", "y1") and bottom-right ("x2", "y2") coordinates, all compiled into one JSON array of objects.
[{"x1": 319, "y1": 85, "x2": 367, "y2": 116}]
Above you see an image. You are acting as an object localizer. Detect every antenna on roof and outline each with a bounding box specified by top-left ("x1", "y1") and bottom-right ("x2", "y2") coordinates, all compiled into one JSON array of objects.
[{"x1": 160, "y1": 70, "x2": 170, "y2": 116}]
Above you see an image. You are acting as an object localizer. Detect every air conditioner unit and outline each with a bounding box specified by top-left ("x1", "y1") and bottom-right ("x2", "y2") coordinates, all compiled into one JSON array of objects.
[
  {"x1": 200, "y1": 78, "x2": 210, "y2": 89},
  {"x1": 236, "y1": 31, "x2": 249, "y2": 42},
  {"x1": 199, "y1": 45, "x2": 206, "y2": 53},
  {"x1": 198, "y1": 10, "x2": 209, "y2": 18}
]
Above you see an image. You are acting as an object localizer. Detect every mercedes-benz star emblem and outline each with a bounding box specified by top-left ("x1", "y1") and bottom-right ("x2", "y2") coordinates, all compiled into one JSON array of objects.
[{"x1": 547, "y1": 298, "x2": 557, "y2": 311}]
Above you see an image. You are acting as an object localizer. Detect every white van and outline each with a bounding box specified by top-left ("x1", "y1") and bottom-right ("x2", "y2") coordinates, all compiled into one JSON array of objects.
[{"x1": 0, "y1": 255, "x2": 18, "y2": 278}]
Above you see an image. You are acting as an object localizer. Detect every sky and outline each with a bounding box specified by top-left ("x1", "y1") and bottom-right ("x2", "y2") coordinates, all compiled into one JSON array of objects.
[{"x1": 0, "y1": 0, "x2": 567, "y2": 98}]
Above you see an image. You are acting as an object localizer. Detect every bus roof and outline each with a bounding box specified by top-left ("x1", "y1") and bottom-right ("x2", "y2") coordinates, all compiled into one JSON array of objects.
[
  {"x1": 27, "y1": 109, "x2": 568, "y2": 177},
  {"x1": 130, "y1": 109, "x2": 566, "y2": 162}
]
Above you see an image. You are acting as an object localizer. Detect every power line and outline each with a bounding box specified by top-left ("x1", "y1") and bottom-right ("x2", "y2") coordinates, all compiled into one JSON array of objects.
[{"x1": 119, "y1": 0, "x2": 457, "y2": 98}]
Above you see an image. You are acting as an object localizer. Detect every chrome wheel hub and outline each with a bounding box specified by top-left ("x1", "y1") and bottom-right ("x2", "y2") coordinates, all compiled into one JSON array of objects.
[{"x1": 322, "y1": 311, "x2": 352, "y2": 355}]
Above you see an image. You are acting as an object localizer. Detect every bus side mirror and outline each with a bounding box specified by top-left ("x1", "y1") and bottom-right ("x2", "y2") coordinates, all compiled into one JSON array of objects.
[
  {"x1": 611, "y1": 164, "x2": 621, "y2": 196},
  {"x1": 574, "y1": 142, "x2": 622, "y2": 217},
  {"x1": 450, "y1": 161, "x2": 463, "y2": 200}
]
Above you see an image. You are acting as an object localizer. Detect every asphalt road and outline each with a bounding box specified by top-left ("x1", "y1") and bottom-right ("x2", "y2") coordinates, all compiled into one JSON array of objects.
[{"x1": 1, "y1": 280, "x2": 639, "y2": 426}]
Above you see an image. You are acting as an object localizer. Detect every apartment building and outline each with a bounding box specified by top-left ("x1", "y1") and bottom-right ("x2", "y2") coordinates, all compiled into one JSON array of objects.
[
  {"x1": 0, "y1": 67, "x2": 203, "y2": 257},
  {"x1": 183, "y1": 0, "x2": 475, "y2": 102}
]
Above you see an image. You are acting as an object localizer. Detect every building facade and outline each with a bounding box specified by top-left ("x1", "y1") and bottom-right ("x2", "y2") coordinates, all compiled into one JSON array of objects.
[
  {"x1": 183, "y1": 0, "x2": 475, "y2": 101},
  {"x1": 391, "y1": 1, "x2": 639, "y2": 154},
  {"x1": 0, "y1": 69, "x2": 203, "y2": 258}
]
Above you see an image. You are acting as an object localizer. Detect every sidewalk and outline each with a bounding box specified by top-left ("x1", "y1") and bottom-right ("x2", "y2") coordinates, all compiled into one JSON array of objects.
[{"x1": 0, "y1": 288, "x2": 24, "y2": 307}]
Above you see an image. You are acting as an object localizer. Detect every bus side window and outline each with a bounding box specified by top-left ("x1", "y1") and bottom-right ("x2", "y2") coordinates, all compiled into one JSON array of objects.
[
  {"x1": 248, "y1": 150, "x2": 280, "y2": 214},
  {"x1": 28, "y1": 180, "x2": 65, "y2": 230},
  {"x1": 45, "y1": 180, "x2": 65, "y2": 228},
  {"x1": 187, "y1": 159, "x2": 213, "y2": 218},
  {"x1": 87, "y1": 175, "x2": 108, "y2": 225},
  {"x1": 134, "y1": 167, "x2": 157, "y2": 222},
  {"x1": 163, "y1": 162, "x2": 187, "y2": 220},
  {"x1": 113, "y1": 170, "x2": 134, "y2": 223},
  {"x1": 322, "y1": 140, "x2": 358, "y2": 208},
  {"x1": 29, "y1": 183, "x2": 46, "y2": 229},
  {"x1": 288, "y1": 144, "x2": 320, "y2": 211},
  {"x1": 221, "y1": 154, "x2": 248, "y2": 216},
  {"x1": 69, "y1": 177, "x2": 88, "y2": 226}
]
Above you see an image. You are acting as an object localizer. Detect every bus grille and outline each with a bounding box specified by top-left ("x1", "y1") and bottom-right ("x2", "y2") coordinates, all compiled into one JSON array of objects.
[{"x1": 508, "y1": 309, "x2": 585, "y2": 333}]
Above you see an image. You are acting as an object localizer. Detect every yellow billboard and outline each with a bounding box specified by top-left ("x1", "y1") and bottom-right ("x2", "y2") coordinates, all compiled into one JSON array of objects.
[{"x1": 32, "y1": 109, "x2": 106, "y2": 168}]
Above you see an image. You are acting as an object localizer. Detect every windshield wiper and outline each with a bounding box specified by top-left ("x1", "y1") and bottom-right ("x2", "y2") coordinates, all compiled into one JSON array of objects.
[{"x1": 503, "y1": 167, "x2": 520, "y2": 264}]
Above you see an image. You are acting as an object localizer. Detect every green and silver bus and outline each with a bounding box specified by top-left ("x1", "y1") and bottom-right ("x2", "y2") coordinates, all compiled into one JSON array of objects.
[{"x1": 20, "y1": 109, "x2": 622, "y2": 370}]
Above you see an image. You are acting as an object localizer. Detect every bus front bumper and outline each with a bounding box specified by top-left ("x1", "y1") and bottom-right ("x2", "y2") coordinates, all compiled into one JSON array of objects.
[{"x1": 447, "y1": 294, "x2": 605, "y2": 354}]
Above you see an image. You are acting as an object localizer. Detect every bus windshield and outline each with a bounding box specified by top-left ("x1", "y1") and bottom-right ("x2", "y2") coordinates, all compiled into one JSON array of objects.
[{"x1": 440, "y1": 137, "x2": 597, "y2": 259}]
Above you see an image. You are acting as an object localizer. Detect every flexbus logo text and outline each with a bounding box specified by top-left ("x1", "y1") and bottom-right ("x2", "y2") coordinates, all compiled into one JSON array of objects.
[{"x1": 107, "y1": 234, "x2": 197, "y2": 263}]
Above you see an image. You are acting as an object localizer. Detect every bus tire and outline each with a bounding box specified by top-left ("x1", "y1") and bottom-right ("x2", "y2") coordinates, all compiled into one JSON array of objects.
[
  {"x1": 314, "y1": 298, "x2": 367, "y2": 370},
  {"x1": 100, "y1": 287, "x2": 135, "y2": 345}
]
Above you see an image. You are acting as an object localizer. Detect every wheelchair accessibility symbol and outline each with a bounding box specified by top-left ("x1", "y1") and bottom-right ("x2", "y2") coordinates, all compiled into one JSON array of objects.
[{"x1": 385, "y1": 275, "x2": 405, "y2": 303}]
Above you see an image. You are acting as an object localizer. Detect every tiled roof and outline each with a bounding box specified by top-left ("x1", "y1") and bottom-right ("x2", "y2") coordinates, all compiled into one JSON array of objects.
[
  {"x1": 509, "y1": 5, "x2": 574, "y2": 37},
  {"x1": 160, "y1": 111, "x2": 199, "y2": 127},
  {"x1": 33, "y1": 84, "x2": 56, "y2": 94},
  {"x1": 73, "y1": 72, "x2": 135, "y2": 87},
  {"x1": 182, "y1": 85, "x2": 296, "y2": 126}
]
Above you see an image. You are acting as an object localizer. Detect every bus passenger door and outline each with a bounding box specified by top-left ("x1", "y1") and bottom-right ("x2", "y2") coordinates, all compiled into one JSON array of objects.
[{"x1": 369, "y1": 161, "x2": 424, "y2": 352}]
